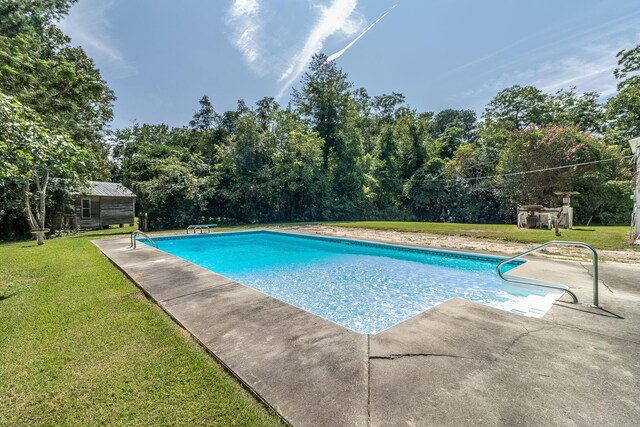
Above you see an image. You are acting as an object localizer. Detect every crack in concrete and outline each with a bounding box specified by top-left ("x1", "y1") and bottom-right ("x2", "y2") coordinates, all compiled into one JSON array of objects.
[
  {"x1": 370, "y1": 353, "x2": 476, "y2": 361},
  {"x1": 579, "y1": 262, "x2": 613, "y2": 294},
  {"x1": 501, "y1": 325, "x2": 537, "y2": 356}
]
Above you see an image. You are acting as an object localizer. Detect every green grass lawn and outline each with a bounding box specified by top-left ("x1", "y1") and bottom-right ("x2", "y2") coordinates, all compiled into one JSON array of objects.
[
  {"x1": 0, "y1": 228, "x2": 283, "y2": 426},
  {"x1": 328, "y1": 221, "x2": 635, "y2": 251}
]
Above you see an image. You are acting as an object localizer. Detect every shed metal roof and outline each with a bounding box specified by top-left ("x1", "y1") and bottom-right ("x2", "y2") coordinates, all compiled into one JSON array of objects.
[{"x1": 80, "y1": 181, "x2": 136, "y2": 198}]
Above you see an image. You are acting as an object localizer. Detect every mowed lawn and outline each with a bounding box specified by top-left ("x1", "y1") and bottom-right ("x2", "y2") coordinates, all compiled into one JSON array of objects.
[
  {"x1": 0, "y1": 230, "x2": 283, "y2": 426},
  {"x1": 329, "y1": 221, "x2": 635, "y2": 251}
]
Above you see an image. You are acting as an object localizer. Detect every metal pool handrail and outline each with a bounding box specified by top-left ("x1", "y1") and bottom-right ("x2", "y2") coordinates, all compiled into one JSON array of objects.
[
  {"x1": 496, "y1": 241, "x2": 601, "y2": 308},
  {"x1": 130, "y1": 230, "x2": 158, "y2": 249},
  {"x1": 185, "y1": 224, "x2": 217, "y2": 234}
]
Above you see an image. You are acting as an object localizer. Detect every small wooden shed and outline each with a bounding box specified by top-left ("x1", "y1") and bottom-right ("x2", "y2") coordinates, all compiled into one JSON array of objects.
[{"x1": 73, "y1": 181, "x2": 136, "y2": 229}]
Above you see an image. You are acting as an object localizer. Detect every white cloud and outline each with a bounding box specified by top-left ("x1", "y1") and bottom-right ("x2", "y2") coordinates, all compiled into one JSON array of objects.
[
  {"x1": 461, "y1": 22, "x2": 640, "y2": 108},
  {"x1": 276, "y1": 0, "x2": 363, "y2": 99},
  {"x1": 226, "y1": 0, "x2": 263, "y2": 69},
  {"x1": 507, "y1": 37, "x2": 636, "y2": 100},
  {"x1": 224, "y1": 0, "x2": 388, "y2": 99},
  {"x1": 59, "y1": 0, "x2": 126, "y2": 65},
  {"x1": 326, "y1": 4, "x2": 396, "y2": 63},
  {"x1": 535, "y1": 51, "x2": 618, "y2": 97},
  {"x1": 456, "y1": 10, "x2": 640, "y2": 75}
]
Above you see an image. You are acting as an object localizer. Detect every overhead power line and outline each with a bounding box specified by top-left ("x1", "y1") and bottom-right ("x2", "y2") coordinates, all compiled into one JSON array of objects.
[{"x1": 386, "y1": 155, "x2": 633, "y2": 184}]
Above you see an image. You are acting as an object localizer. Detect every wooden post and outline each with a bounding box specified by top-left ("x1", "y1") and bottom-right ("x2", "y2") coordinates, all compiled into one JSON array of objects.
[{"x1": 555, "y1": 210, "x2": 563, "y2": 237}]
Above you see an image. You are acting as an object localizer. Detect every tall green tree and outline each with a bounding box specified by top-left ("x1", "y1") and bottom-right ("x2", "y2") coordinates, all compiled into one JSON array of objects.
[
  {"x1": 0, "y1": 0, "x2": 76, "y2": 37},
  {"x1": 292, "y1": 54, "x2": 353, "y2": 167},
  {"x1": 549, "y1": 87, "x2": 603, "y2": 132},
  {"x1": 189, "y1": 95, "x2": 218, "y2": 130},
  {"x1": 371, "y1": 124, "x2": 401, "y2": 209},
  {"x1": 482, "y1": 85, "x2": 550, "y2": 132},
  {"x1": 0, "y1": 92, "x2": 85, "y2": 244},
  {"x1": 255, "y1": 97, "x2": 279, "y2": 131},
  {"x1": 270, "y1": 110, "x2": 327, "y2": 220},
  {"x1": 428, "y1": 109, "x2": 476, "y2": 141},
  {"x1": 480, "y1": 85, "x2": 605, "y2": 149},
  {"x1": 606, "y1": 44, "x2": 640, "y2": 148},
  {"x1": 614, "y1": 44, "x2": 640, "y2": 91},
  {"x1": 373, "y1": 92, "x2": 405, "y2": 123},
  {"x1": 0, "y1": 32, "x2": 115, "y2": 177},
  {"x1": 292, "y1": 54, "x2": 365, "y2": 217},
  {"x1": 0, "y1": 0, "x2": 116, "y2": 237},
  {"x1": 0, "y1": 0, "x2": 114, "y2": 179},
  {"x1": 112, "y1": 124, "x2": 214, "y2": 229},
  {"x1": 396, "y1": 110, "x2": 428, "y2": 180}
]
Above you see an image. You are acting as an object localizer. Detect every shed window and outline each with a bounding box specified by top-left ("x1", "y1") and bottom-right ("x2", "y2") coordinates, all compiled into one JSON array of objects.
[{"x1": 81, "y1": 199, "x2": 91, "y2": 219}]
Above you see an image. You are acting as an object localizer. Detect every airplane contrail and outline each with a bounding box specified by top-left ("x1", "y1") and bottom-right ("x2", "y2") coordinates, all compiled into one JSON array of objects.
[{"x1": 326, "y1": 4, "x2": 397, "y2": 62}]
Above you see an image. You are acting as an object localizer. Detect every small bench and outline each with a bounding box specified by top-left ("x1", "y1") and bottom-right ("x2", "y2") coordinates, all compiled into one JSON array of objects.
[
  {"x1": 30, "y1": 228, "x2": 51, "y2": 245},
  {"x1": 186, "y1": 224, "x2": 218, "y2": 234},
  {"x1": 30, "y1": 228, "x2": 51, "y2": 234}
]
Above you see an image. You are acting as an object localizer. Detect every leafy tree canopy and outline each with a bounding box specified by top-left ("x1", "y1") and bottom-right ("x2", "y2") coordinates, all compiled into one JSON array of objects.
[
  {"x1": 0, "y1": 0, "x2": 77, "y2": 37},
  {"x1": 0, "y1": 33, "x2": 115, "y2": 175},
  {"x1": 189, "y1": 95, "x2": 218, "y2": 130},
  {"x1": 614, "y1": 44, "x2": 640, "y2": 91},
  {"x1": 606, "y1": 43, "x2": 640, "y2": 147}
]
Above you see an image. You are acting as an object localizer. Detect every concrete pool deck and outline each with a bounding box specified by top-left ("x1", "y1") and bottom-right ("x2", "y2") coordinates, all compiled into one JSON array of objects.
[{"x1": 93, "y1": 235, "x2": 640, "y2": 426}]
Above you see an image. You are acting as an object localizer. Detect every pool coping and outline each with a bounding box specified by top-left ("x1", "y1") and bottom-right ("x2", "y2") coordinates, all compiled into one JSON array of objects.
[{"x1": 92, "y1": 231, "x2": 635, "y2": 426}]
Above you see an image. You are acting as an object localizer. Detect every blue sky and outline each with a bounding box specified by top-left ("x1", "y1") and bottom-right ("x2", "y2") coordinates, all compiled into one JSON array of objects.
[{"x1": 59, "y1": 0, "x2": 640, "y2": 130}]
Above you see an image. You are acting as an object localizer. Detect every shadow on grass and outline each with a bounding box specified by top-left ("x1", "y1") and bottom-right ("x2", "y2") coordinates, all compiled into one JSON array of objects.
[{"x1": 0, "y1": 293, "x2": 15, "y2": 302}]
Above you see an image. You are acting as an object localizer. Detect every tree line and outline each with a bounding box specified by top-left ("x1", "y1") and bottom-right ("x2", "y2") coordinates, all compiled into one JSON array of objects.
[
  {"x1": 111, "y1": 52, "x2": 636, "y2": 230},
  {"x1": 1, "y1": 1, "x2": 638, "y2": 237}
]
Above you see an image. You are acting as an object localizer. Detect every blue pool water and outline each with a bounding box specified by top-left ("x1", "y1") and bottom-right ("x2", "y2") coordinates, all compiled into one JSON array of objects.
[{"x1": 143, "y1": 231, "x2": 559, "y2": 334}]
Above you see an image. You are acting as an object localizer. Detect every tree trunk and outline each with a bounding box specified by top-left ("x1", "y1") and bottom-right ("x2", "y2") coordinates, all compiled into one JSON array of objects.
[
  {"x1": 23, "y1": 171, "x2": 49, "y2": 245},
  {"x1": 555, "y1": 210, "x2": 563, "y2": 237},
  {"x1": 23, "y1": 179, "x2": 38, "y2": 231}
]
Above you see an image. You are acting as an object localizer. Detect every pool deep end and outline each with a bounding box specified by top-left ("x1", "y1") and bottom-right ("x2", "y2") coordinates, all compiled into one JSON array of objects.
[{"x1": 140, "y1": 231, "x2": 563, "y2": 334}]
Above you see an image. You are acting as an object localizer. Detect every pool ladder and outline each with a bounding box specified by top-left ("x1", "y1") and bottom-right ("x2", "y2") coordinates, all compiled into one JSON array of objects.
[
  {"x1": 130, "y1": 230, "x2": 158, "y2": 249},
  {"x1": 496, "y1": 241, "x2": 601, "y2": 308},
  {"x1": 186, "y1": 223, "x2": 217, "y2": 234}
]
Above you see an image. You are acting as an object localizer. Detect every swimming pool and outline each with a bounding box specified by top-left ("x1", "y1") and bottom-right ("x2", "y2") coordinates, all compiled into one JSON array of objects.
[{"x1": 141, "y1": 231, "x2": 563, "y2": 334}]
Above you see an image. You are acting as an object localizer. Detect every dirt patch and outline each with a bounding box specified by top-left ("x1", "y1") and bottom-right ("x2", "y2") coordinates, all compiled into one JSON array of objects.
[{"x1": 278, "y1": 225, "x2": 640, "y2": 264}]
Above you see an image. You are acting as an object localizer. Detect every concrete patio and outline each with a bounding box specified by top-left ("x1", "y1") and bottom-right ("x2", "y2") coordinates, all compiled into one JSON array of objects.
[{"x1": 93, "y1": 235, "x2": 640, "y2": 426}]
